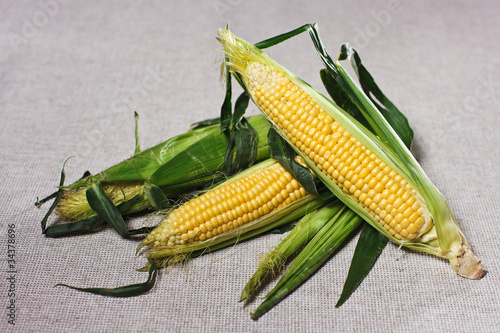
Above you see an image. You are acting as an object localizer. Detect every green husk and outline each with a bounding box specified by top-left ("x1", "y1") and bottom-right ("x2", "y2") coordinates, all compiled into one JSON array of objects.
[
  {"x1": 268, "y1": 129, "x2": 333, "y2": 200},
  {"x1": 73, "y1": 114, "x2": 270, "y2": 190},
  {"x1": 251, "y1": 207, "x2": 362, "y2": 319},
  {"x1": 134, "y1": 111, "x2": 141, "y2": 154},
  {"x1": 218, "y1": 27, "x2": 485, "y2": 279},
  {"x1": 240, "y1": 200, "x2": 344, "y2": 302},
  {"x1": 39, "y1": 114, "x2": 271, "y2": 237}
]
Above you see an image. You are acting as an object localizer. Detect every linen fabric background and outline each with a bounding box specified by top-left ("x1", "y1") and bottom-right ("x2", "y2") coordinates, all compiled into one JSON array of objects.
[{"x1": 1, "y1": 1, "x2": 499, "y2": 332}]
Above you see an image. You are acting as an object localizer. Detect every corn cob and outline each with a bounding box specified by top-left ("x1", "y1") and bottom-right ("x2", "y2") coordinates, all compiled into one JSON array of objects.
[
  {"x1": 218, "y1": 29, "x2": 485, "y2": 279},
  {"x1": 250, "y1": 63, "x2": 424, "y2": 240},
  {"x1": 142, "y1": 159, "x2": 324, "y2": 260}
]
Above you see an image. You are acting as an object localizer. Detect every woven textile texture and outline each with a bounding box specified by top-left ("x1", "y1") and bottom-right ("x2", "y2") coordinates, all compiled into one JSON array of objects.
[{"x1": 1, "y1": 0, "x2": 499, "y2": 332}]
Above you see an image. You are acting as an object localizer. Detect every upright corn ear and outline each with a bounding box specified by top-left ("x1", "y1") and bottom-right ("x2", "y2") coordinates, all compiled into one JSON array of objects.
[
  {"x1": 142, "y1": 159, "x2": 325, "y2": 263},
  {"x1": 218, "y1": 29, "x2": 485, "y2": 279}
]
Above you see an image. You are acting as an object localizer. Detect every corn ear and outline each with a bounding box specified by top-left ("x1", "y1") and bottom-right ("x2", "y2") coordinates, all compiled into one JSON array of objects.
[
  {"x1": 142, "y1": 159, "x2": 326, "y2": 264},
  {"x1": 64, "y1": 114, "x2": 270, "y2": 192},
  {"x1": 41, "y1": 115, "x2": 271, "y2": 237},
  {"x1": 218, "y1": 29, "x2": 485, "y2": 279}
]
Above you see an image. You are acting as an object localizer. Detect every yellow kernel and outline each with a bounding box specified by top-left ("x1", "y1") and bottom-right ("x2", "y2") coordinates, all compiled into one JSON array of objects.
[
  {"x1": 401, "y1": 206, "x2": 413, "y2": 218},
  {"x1": 355, "y1": 179, "x2": 364, "y2": 189},
  {"x1": 409, "y1": 212, "x2": 420, "y2": 223},
  {"x1": 407, "y1": 224, "x2": 418, "y2": 234},
  {"x1": 392, "y1": 197, "x2": 404, "y2": 209},
  {"x1": 359, "y1": 168, "x2": 369, "y2": 178},
  {"x1": 373, "y1": 168, "x2": 383, "y2": 179},
  {"x1": 373, "y1": 182, "x2": 384, "y2": 193},
  {"x1": 299, "y1": 187, "x2": 306, "y2": 196},
  {"x1": 368, "y1": 177, "x2": 378, "y2": 189},
  {"x1": 415, "y1": 216, "x2": 425, "y2": 228},
  {"x1": 194, "y1": 214, "x2": 204, "y2": 226},
  {"x1": 379, "y1": 199, "x2": 387, "y2": 210},
  {"x1": 389, "y1": 183, "x2": 400, "y2": 194},
  {"x1": 387, "y1": 194, "x2": 396, "y2": 205},
  {"x1": 407, "y1": 196, "x2": 417, "y2": 206},
  {"x1": 257, "y1": 207, "x2": 264, "y2": 216},
  {"x1": 340, "y1": 151, "x2": 350, "y2": 163},
  {"x1": 401, "y1": 190, "x2": 411, "y2": 201},
  {"x1": 340, "y1": 166, "x2": 349, "y2": 177},
  {"x1": 399, "y1": 218, "x2": 410, "y2": 229},
  {"x1": 328, "y1": 166, "x2": 336, "y2": 177},
  {"x1": 398, "y1": 203, "x2": 409, "y2": 214},
  {"x1": 256, "y1": 195, "x2": 264, "y2": 207}
]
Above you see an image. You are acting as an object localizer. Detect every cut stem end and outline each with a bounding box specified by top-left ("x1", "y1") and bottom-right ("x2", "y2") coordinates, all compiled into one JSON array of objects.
[{"x1": 449, "y1": 245, "x2": 486, "y2": 280}]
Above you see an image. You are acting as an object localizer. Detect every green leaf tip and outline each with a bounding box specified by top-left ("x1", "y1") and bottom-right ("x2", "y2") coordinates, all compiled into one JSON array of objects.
[
  {"x1": 56, "y1": 263, "x2": 158, "y2": 298},
  {"x1": 134, "y1": 111, "x2": 141, "y2": 154},
  {"x1": 336, "y1": 223, "x2": 387, "y2": 307},
  {"x1": 40, "y1": 157, "x2": 74, "y2": 233}
]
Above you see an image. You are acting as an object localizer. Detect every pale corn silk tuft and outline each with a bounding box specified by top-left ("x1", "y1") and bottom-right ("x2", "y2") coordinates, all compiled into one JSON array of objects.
[{"x1": 56, "y1": 183, "x2": 145, "y2": 221}]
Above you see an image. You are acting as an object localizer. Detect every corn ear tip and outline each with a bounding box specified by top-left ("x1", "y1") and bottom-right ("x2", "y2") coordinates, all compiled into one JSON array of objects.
[
  {"x1": 239, "y1": 290, "x2": 249, "y2": 302},
  {"x1": 250, "y1": 311, "x2": 260, "y2": 320},
  {"x1": 258, "y1": 249, "x2": 286, "y2": 277},
  {"x1": 239, "y1": 250, "x2": 286, "y2": 303}
]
